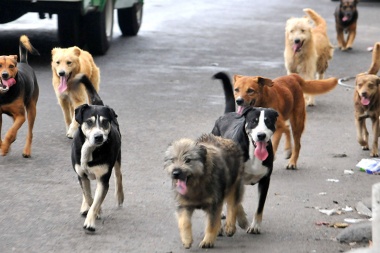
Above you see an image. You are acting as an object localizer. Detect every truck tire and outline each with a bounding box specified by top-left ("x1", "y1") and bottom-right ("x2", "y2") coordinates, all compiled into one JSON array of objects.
[
  {"x1": 58, "y1": 12, "x2": 85, "y2": 48},
  {"x1": 117, "y1": 2, "x2": 143, "y2": 36},
  {"x1": 85, "y1": 0, "x2": 114, "y2": 55}
]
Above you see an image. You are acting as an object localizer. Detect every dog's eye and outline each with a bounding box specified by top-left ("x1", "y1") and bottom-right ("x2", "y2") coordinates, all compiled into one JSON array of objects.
[
  {"x1": 100, "y1": 120, "x2": 110, "y2": 129},
  {"x1": 290, "y1": 30, "x2": 294, "y2": 33},
  {"x1": 67, "y1": 61, "x2": 72, "y2": 65},
  {"x1": 86, "y1": 119, "x2": 94, "y2": 126},
  {"x1": 56, "y1": 61, "x2": 60, "y2": 65},
  {"x1": 9, "y1": 65, "x2": 15, "y2": 69},
  {"x1": 0, "y1": 64, "x2": 3, "y2": 68},
  {"x1": 185, "y1": 158, "x2": 191, "y2": 163},
  {"x1": 301, "y1": 29, "x2": 305, "y2": 33},
  {"x1": 234, "y1": 88, "x2": 239, "y2": 93},
  {"x1": 247, "y1": 88, "x2": 255, "y2": 94}
]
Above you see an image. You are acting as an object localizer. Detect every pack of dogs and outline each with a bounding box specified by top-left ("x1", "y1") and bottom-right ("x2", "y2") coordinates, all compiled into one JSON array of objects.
[{"x1": 0, "y1": 1, "x2": 379, "y2": 249}]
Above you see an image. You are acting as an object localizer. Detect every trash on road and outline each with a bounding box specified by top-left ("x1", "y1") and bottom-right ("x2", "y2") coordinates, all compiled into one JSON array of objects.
[{"x1": 356, "y1": 158, "x2": 380, "y2": 174}]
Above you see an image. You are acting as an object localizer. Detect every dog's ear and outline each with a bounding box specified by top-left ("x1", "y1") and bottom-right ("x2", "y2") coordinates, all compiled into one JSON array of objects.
[
  {"x1": 233, "y1": 75, "x2": 243, "y2": 83},
  {"x1": 197, "y1": 144, "x2": 207, "y2": 165},
  {"x1": 74, "y1": 104, "x2": 90, "y2": 124},
  {"x1": 258, "y1": 77, "x2": 273, "y2": 87},
  {"x1": 10, "y1": 55, "x2": 17, "y2": 61},
  {"x1": 376, "y1": 77, "x2": 380, "y2": 86},
  {"x1": 72, "y1": 46, "x2": 81, "y2": 57},
  {"x1": 241, "y1": 107, "x2": 256, "y2": 117},
  {"x1": 268, "y1": 108, "x2": 279, "y2": 120}
]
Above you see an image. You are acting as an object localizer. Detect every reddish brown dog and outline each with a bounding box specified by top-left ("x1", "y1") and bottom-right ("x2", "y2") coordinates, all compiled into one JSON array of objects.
[
  {"x1": 232, "y1": 74, "x2": 337, "y2": 169},
  {"x1": 0, "y1": 35, "x2": 39, "y2": 157},
  {"x1": 334, "y1": 0, "x2": 359, "y2": 51},
  {"x1": 354, "y1": 73, "x2": 380, "y2": 157}
]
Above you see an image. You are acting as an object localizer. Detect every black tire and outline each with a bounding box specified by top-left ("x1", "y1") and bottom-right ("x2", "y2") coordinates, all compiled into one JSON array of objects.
[
  {"x1": 85, "y1": 0, "x2": 114, "y2": 55},
  {"x1": 58, "y1": 12, "x2": 85, "y2": 48},
  {"x1": 117, "y1": 2, "x2": 143, "y2": 36}
]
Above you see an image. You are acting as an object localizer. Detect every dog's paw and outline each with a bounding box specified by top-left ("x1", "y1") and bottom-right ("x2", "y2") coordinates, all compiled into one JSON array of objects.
[
  {"x1": 286, "y1": 164, "x2": 297, "y2": 170},
  {"x1": 83, "y1": 224, "x2": 96, "y2": 233},
  {"x1": 224, "y1": 223, "x2": 236, "y2": 237},
  {"x1": 362, "y1": 146, "x2": 369, "y2": 151},
  {"x1": 370, "y1": 152, "x2": 379, "y2": 157},
  {"x1": 182, "y1": 239, "x2": 193, "y2": 249},
  {"x1": 199, "y1": 239, "x2": 214, "y2": 248},
  {"x1": 247, "y1": 223, "x2": 261, "y2": 234}
]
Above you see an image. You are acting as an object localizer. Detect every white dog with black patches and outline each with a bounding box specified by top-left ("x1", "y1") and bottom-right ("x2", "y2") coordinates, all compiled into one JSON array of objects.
[{"x1": 71, "y1": 74, "x2": 123, "y2": 232}]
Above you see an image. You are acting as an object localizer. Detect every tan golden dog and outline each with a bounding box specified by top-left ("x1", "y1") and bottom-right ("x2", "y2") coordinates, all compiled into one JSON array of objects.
[
  {"x1": 232, "y1": 73, "x2": 337, "y2": 169},
  {"x1": 284, "y1": 8, "x2": 334, "y2": 106},
  {"x1": 354, "y1": 73, "x2": 380, "y2": 157},
  {"x1": 51, "y1": 46, "x2": 100, "y2": 138},
  {"x1": 368, "y1": 42, "x2": 380, "y2": 75}
]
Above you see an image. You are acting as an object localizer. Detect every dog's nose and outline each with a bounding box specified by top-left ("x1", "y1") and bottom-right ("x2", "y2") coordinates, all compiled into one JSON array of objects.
[
  {"x1": 58, "y1": 71, "x2": 65, "y2": 77},
  {"x1": 172, "y1": 168, "x2": 182, "y2": 179},
  {"x1": 94, "y1": 134, "x2": 104, "y2": 144},
  {"x1": 257, "y1": 132, "x2": 266, "y2": 141},
  {"x1": 294, "y1": 38, "x2": 301, "y2": 44},
  {"x1": 361, "y1": 92, "x2": 367, "y2": 97},
  {"x1": 236, "y1": 98, "x2": 244, "y2": 105},
  {"x1": 1, "y1": 72, "x2": 9, "y2": 79}
]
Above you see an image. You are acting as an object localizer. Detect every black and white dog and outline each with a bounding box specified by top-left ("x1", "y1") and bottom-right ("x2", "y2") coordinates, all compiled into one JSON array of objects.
[
  {"x1": 71, "y1": 74, "x2": 124, "y2": 232},
  {"x1": 212, "y1": 73, "x2": 278, "y2": 234}
]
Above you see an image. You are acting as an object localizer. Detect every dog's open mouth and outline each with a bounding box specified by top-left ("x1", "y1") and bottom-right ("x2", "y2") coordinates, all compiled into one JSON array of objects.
[
  {"x1": 58, "y1": 73, "x2": 72, "y2": 93},
  {"x1": 237, "y1": 100, "x2": 256, "y2": 114},
  {"x1": 253, "y1": 140, "x2": 268, "y2": 161},
  {"x1": 0, "y1": 78, "x2": 16, "y2": 92},
  {"x1": 361, "y1": 96, "x2": 370, "y2": 106},
  {"x1": 176, "y1": 178, "x2": 188, "y2": 195},
  {"x1": 292, "y1": 41, "x2": 303, "y2": 53}
]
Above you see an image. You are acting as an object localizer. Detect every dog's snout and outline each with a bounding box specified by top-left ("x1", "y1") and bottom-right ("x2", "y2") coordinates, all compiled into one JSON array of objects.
[
  {"x1": 94, "y1": 134, "x2": 104, "y2": 144},
  {"x1": 294, "y1": 38, "x2": 301, "y2": 44},
  {"x1": 172, "y1": 168, "x2": 182, "y2": 179},
  {"x1": 361, "y1": 92, "x2": 368, "y2": 97},
  {"x1": 236, "y1": 98, "x2": 244, "y2": 105},
  {"x1": 1, "y1": 72, "x2": 9, "y2": 79},
  {"x1": 257, "y1": 132, "x2": 266, "y2": 141},
  {"x1": 58, "y1": 70, "x2": 65, "y2": 77}
]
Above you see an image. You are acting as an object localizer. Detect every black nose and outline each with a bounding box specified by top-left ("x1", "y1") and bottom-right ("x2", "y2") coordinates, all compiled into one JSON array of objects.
[
  {"x1": 257, "y1": 132, "x2": 266, "y2": 141},
  {"x1": 361, "y1": 92, "x2": 367, "y2": 97},
  {"x1": 94, "y1": 134, "x2": 103, "y2": 144},
  {"x1": 294, "y1": 38, "x2": 301, "y2": 44},
  {"x1": 2, "y1": 72, "x2": 9, "y2": 79},
  {"x1": 58, "y1": 71, "x2": 65, "y2": 77},
  {"x1": 236, "y1": 98, "x2": 244, "y2": 105},
  {"x1": 172, "y1": 168, "x2": 181, "y2": 179}
]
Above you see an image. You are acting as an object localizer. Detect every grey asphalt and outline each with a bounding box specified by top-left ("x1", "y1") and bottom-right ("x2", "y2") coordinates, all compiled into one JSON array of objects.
[{"x1": 0, "y1": 0, "x2": 380, "y2": 252}]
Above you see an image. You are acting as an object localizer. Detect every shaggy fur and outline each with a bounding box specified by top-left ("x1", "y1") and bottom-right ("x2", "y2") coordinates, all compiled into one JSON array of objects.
[
  {"x1": 368, "y1": 42, "x2": 380, "y2": 75},
  {"x1": 51, "y1": 46, "x2": 100, "y2": 138},
  {"x1": 284, "y1": 8, "x2": 334, "y2": 106},
  {"x1": 354, "y1": 73, "x2": 380, "y2": 157},
  {"x1": 164, "y1": 134, "x2": 247, "y2": 249},
  {"x1": 334, "y1": 0, "x2": 358, "y2": 51}
]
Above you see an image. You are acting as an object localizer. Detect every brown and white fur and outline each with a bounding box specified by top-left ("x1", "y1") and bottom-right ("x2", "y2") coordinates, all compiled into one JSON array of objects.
[
  {"x1": 284, "y1": 8, "x2": 334, "y2": 106},
  {"x1": 51, "y1": 46, "x2": 100, "y2": 138}
]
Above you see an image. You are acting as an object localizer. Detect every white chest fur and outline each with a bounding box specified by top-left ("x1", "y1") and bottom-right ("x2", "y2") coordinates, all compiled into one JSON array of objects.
[{"x1": 243, "y1": 140, "x2": 269, "y2": 185}]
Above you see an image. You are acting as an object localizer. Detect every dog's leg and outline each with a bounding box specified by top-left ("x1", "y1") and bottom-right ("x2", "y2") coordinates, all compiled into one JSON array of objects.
[
  {"x1": 83, "y1": 174, "x2": 111, "y2": 232},
  {"x1": 336, "y1": 27, "x2": 346, "y2": 50},
  {"x1": 176, "y1": 207, "x2": 194, "y2": 249},
  {"x1": 272, "y1": 119, "x2": 286, "y2": 157},
  {"x1": 247, "y1": 176, "x2": 270, "y2": 234},
  {"x1": 0, "y1": 113, "x2": 2, "y2": 148},
  {"x1": 1, "y1": 111, "x2": 26, "y2": 156},
  {"x1": 283, "y1": 121, "x2": 292, "y2": 159},
  {"x1": 199, "y1": 204, "x2": 223, "y2": 248},
  {"x1": 224, "y1": 184, "x2": 242, "y2": 236},
  {"x1": 58, "y1": 98, "x2": 73, "y2": 135},
  {"x1": 78, "y1": 176, "x2": 93, "y2": 216},
  {"x1": 113, "y1": 158, "x2": 124, "y2": 206},
  {"x1": 287, "y1": 114, "x2": 305, "y2": 169},
  {"x1": 22, "y1": 100, "x2": 37, "y2": 158},
  {"x1": 236, "y1": 203, "x2": 248, "y2": 229},
  {"x1": 345, "y1": 26, "x2": 357, "y2": 50},
  {"x1": 355, "y1": 117, "x2": 369, "y2": 150},
  {"x1": 370, "y1": 115, "x2": 379, "y2": 157}
]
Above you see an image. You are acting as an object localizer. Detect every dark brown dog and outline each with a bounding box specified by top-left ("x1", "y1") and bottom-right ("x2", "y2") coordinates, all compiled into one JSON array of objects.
[
  {"x1": 214, "y1": 72, "x2": 338, "y2": 169},
  {"x1": 354, "y1": 73, "x2": 380, "y2": 157},
  {"x1": 368, "y1": 42, "x2": 380, "y2": 75},
  {"x1": 0, "y1": 35, "x2": 39, "y2": 157},
  {"x1": 334, "y1": 0, "x2": 358, "y2": 51}
]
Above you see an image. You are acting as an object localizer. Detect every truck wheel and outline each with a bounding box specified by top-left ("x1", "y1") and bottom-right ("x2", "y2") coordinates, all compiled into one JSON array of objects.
[
  {"x1": 117, "y1": 2, "x2": 143, "y2": 36},
  {"x1": 86, "y1": 0, "x2": 114, "y2": 55},
  {"x1": 58, "y1": 12, "x2": 85, "y2": 48}
]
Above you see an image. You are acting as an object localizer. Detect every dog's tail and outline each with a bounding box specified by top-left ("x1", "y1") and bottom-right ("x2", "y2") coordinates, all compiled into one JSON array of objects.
[
  {"x1": 368, "y1": 42, "x2": 380, "y2": 75},
  {"x1": 213, "y1": 72, "x2": 236, "y2": 113},
  {"x1": 293, "y1": 73, "x2": 338, "y2": 95},
  {"x1": 19, "y1": 35, "x2": 40, "y2": 64},
  {"x1": 73, "y1": 74, "x2": 104, "y2": 106},
  {"x1": 303, "y1": 8, "x2": 327, "y2": 31}
]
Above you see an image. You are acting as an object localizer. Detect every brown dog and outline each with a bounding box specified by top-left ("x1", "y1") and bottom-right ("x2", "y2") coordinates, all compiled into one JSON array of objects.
[
  {"x1": 51, "y1": 46, "x2": 100, "y2": 138},
  {"x1": 354, "y1": 73, "x2": 380, "y2": 157},
  {"x1": 0, "y1": 35, "x2": 39, "y2": 157},
  {"x1": 368, "y1": 42, "x2": 380, "y2": 75},
  {"x1": 334, "y1": 0, "x2": 358, "y2": 51},
  {"x1": 214, "y1": 72, "x2": 338, "y2": 169}
]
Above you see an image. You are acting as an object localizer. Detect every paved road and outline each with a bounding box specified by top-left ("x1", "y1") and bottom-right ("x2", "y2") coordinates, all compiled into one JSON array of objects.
[{"x1": 0, "y1": 0, "x2": 380, "y2": 252}]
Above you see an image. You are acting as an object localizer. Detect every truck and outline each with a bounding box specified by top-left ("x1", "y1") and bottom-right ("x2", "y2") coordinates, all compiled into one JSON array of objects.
[{"x1": 0, "y1": 0, "x2": 144, "y2": 55}]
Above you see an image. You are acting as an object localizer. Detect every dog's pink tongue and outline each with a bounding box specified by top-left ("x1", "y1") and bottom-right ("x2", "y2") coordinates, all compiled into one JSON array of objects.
[
  {"x1": 176, "y1": 180, "x2": 188, "y2": 195},
  {"x1": 292, "y1": 43, "x2": 301, "y2": 53},
  {"x1": 342, "y1": 16, "x2": 349, "y2": 22},
  {"x1": 58, "y1": 76, "x2": 68, "y2": 93},
  {"x1": 1, "y1": 78, "x2": 16, "y2": 88},
  {"x1": 361, "y1": 97, "x2": 370, "y2": 106},
  {"x1": 237, "y1": 106, "x2": 244, "y2": 114},
  {"x1": 254, "y1": 141, "x2": 268, "y2": 161}
]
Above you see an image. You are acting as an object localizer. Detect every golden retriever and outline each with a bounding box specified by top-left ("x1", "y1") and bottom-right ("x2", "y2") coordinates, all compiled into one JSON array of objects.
[
  {"x1": 51, "y1": 46, "x2": 100, "y2": 138},
  {"x1": 284, "y1": 8, "x2": 334, "y2": 106}
]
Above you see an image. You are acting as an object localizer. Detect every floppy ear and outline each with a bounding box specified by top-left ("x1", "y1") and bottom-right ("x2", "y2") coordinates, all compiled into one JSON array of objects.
[
  {"x1": 268, "y1": 108, "x2": 279, "y2": 119},
  {"x1": 197, "y1": 144, "x2": 207, "y2": 165},
  {"x1": 258, "y1": 77, "x2": 273, "y2": 87},
  {"x1": 106, "y1": 106, "x2": 119, "y2": 125},
  {"x1": 74, "y1": 104, "x2": 90, "y2": 124},
  {"x1": 242, "y1": 107, "x2": 256, "y2": 117},
  {"x1": 376, "y1": 77, "x2": 380, "y2": 86},
  {"x1": 72, "y1": 46, "x2": 81, "y2": 57}
]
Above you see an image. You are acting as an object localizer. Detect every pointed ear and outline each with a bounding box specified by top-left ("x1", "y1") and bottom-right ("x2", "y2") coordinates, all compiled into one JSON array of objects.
[
  {"x1": 233, "y1": 74, "x2": 243, "y2": 83},
  {"x1": 74, "y1": 104, "x2": 90, "y2": 124},
  {"x1": 10, "y1": 55, "x2": 18, "y2": 61},
  {"x1": 258, "y1": 77, "x2": 273, "y2": 87}
]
